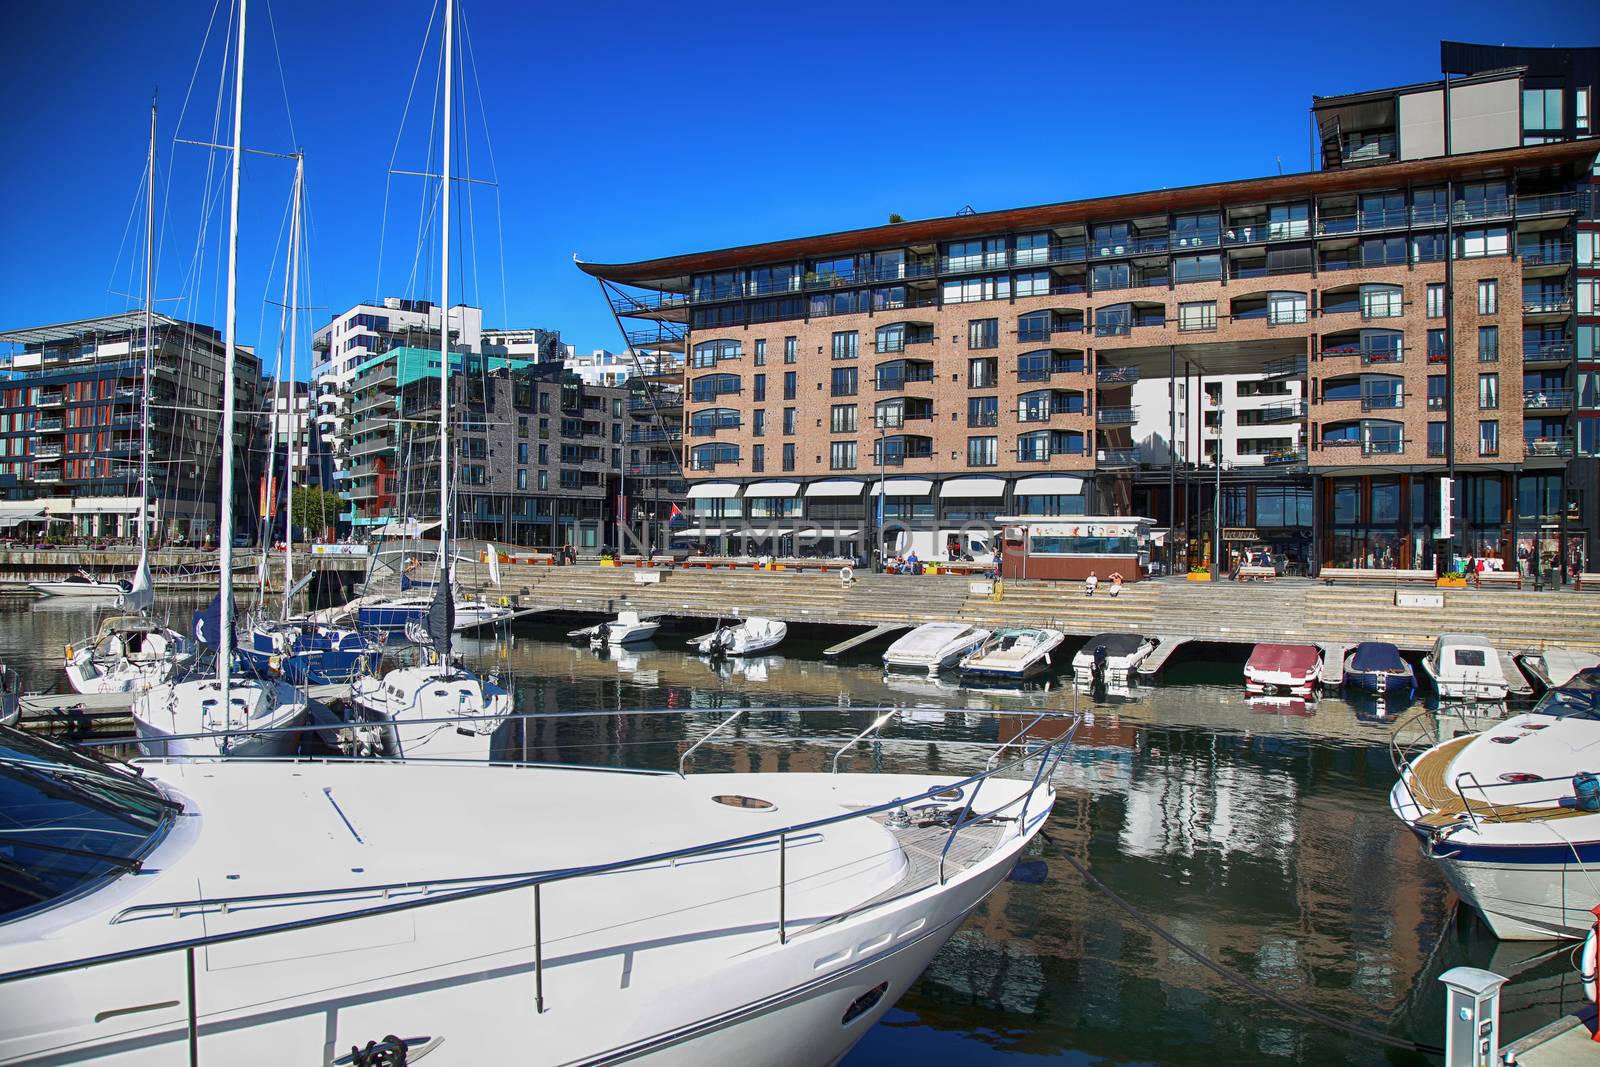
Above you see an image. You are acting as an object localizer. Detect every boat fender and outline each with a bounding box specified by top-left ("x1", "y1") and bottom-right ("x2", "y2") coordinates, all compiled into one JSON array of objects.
[
  {"x1": 839, "y1": 566, "x2": 853, "y2": 585},
  {"x1": 1583, "y1": 907, "x2": 1600, "y2": 1008},
  {"x1": 269, "y1": 654, "x2": 284, "y2": 676},
  {"x1": 1576, "y1": 772, "x2": 1600, "y2": 812},
  {"x1": 64, "y1": 644, "x2": 74, "y2": 661}
]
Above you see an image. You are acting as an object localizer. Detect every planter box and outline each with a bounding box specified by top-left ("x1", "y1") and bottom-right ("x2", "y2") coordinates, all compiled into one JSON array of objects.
[
  {"x1": 1186, "y1": 571, "x2": 1213, "y2": 582},
  {"x1": 1436, "y1": 576, "x2": 1467, "y2": 588}
]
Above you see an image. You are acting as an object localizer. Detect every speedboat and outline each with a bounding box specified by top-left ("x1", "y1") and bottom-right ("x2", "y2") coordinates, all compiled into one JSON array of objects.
[
  {"x1": 958, "y1": 628, "x2": 1066, "y2": 681},
  {"x1": 454, "y1": 591, "x2": 515, "y2": 631},
  {"x1": 570, "y1": 610, "x2": 660, "y2": 648},
  {"x1": 1391, "y1": 707, "x2": 1600, "y2": 940},
  {"x1": 0, "y1": 712, "x2": 1065, "y2": 1064},
  {"x1": 1342, "y1": 641, "x2": 1413, "y2": 694},
  {"x1": 1517, "y1": 647, "x2": 1600, "y2": 692},
  {"x1": 238, "y1": 619, "x2": 382, "y2": 685},
  {"x1": 1244, "y1": 643, "x2": 1321, "y2": 697},
  {"x1": 691, "y1": 616, "x2": 787, "y2": 656},
  {"x1": 1070, "y1": 633, "x2": 1156, "y2": 685},
  {"x1": 28, "y1": 571, "x2": 130, "y2": 599},
  {"x1": 63, "y1": 615, "x2": 194, "y2": 695},
  {"x1": 1421, "y1": 633, "x2": 1509, "y2": 701},
  {"x1": 883, "y1": 622, "x2": 991, "y2": 672}
]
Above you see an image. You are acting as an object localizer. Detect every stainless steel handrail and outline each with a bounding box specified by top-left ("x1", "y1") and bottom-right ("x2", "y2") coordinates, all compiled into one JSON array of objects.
[
  {"x1": 831, "y1": 709, "x2": 898, "y2": 773},
  {"x1": 677, "y1": 707, "x2": 748, "y2": 777}
]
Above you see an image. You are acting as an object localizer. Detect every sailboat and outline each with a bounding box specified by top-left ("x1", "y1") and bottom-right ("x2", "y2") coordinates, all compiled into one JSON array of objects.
[
  {"x1": 130, "y1": 3, "x2": 309, "y2": 757},
  {"x1": 238, "y1": 153, "x2": 381, "y2": 685},
  {"x1": 62, "y1": 102, "x2": 195, "y2": 696},
  {"x1": 348, "y1": 15, "x2": 510, "y2": 758}
]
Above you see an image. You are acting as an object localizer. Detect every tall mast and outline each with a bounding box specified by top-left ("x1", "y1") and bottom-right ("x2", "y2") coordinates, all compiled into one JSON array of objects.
[
  {"x1": 282, "y1": 152, "x2": 302, "y2": 618},
  {"x1": 217, "y1": 0, "x2": 246, "y2": 686},
  {"x1": 140, "y1": 100, "x2": 155, "y2": 554},
  {"x1": 437, "y1": 0, "x2": 453, "y2": 580},
  {"x1": 259, "y1": 171, "x2": 292, "y2": 606}
]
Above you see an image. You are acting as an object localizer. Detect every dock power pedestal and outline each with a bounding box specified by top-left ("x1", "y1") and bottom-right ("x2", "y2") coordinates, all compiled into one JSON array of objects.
[{"x1": 1439, "y1": 967, "x2": 1507, "y2": 1067}]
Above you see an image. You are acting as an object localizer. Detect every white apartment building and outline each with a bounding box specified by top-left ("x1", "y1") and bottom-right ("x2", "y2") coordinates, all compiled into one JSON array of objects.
[
  {"x1": 1131, "y1": 373, "x2": 1305, "y2": 469},
  {"x1": 482, "y1": 327, "x2": 565, "y2": 363}
]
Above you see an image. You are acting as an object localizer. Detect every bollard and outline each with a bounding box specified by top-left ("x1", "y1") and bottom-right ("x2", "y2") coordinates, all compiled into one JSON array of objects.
[{"x1": 1439, "y1": 966, "x2": 1506, "y2": 1067}]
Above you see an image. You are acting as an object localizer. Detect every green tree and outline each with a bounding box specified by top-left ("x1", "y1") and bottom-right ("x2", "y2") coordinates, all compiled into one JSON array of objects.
[{"x1": 290, "y1": 487, "x2": 344, "y2": 537}]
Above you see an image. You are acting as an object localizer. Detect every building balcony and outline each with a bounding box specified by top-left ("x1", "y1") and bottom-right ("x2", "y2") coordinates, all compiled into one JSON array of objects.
[
  {"x1": 1525, "y1": 389, "x2": 1573, "y2": 412},
  {"x1": 629, "y1": 463, "x2": 681, "y2": 477},
  {"x1": 112, "y1": 440, "x2": 141, "y2": 455},
  {"x1": 1097, "y1": 448, "x2": 1141, "y2": 468},
  {"x1": 629, "y1": 427, "x2": 682, "y2": 444},
  {"x1": 112, "y1": 413, "x2": 139, "y2": 427},
  {"x1": 1524, "y1": 341, "x2": 1574, "y2": 364},
  {"x1": 32, "y1": 444, "x2": 61, "y2": 458},
  {"x1": 1262, "y1": 445, "x2": 1309, "y2": 467},
  {"x1": 35, "y1": 417, "x2": 63, "y2": 432},
  {"x1": 1516, "y1": 192, "x2": 1579, "y2": 218},
  {"x1": 37, "y1": 392, "x2": 64, "y2": 407},
  {"x1": 1524, "y1": 297, "x2": 1574, "y2": 318},
  {"x1": 1097, "y1": 366, "x2": 1140, "y2": 385},
  {"x1": 1257, "y1": 400, "x2": 1307, "y2": 422},
  {"x1": 115, "y1": 386, "x2": 141, "y2": 403},
  {"x1": 874, "y1": 371, "x2": 934, "y2": 393},
  {"x1": 33, "y1": 469, "x2": 62, "y2": 483},
  {"x1": 1360, "y1": 393, "x2": 1405, "y2": 412},
  {"x1": 1520, "y1": 244, "x2": 1573, "y2": 267},
  {"x1": 1526, "y1": 435, "x2": 1575, "y2": 458},
  {"x1": 1264, "y1": 356, "x2": 1308, "y2": 380},
  {"x1": 1451, "y1": 197, "x2": 1513, "y2": 223},
  {"x1": 689, "y1": 421, "x2": 740, "y2": 437},
  {"x1": 1096, "y1": 406, "x2": 1137, "y2": 426}
]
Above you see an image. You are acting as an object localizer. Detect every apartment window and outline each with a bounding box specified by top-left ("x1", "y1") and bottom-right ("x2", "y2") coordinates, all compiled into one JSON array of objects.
[
  {"x1": 1426, "y1": 375, "x2": 1448, "y2": 412},
  {"x1": 782, "y1": 443, "x2": 795, "y2": 471},
  {"x1": 754, "y1": 338, "x2": 767, "y2": 366},
  {"x1": 1426, "y1": 283, "x2": 1445, "y2": 319},
  {"x1": 830, "y1": 441, "x2": 857, "y2": 470},
  {"x1": 1478, "y1": 325, "x2": 1499, "y2": 363},
  {"x1": 1426, "y1": 329, "x2": 1447, "y2": 363},
  {"x1": 830, "y1": 404, "x2": 857, "y2": 433},
  {"x1": 783, "y1": 371, "x2": 797, "y2": 400},
  {"x1": 538, "y1": 470, "x2": 549, "y2": 491},
  {"x1": 1579, "y1": 87, "x2": 1591, "y2": 132},
  {"x1": 1360, "y1": 284, "x2": 1403, "y2": 318},
  {"x1": 1267, "y1": 291, "x2": 1308, "y2": 326},
  {"x1": 751, "y1": 444, "x2": 764, "y2": 472},
  {"x1": 1523, "y1": 88, "x2": 1563, "y2": 130},
  {"x1": 968, "y1": 358, "x2": 998, "y2": 389},
  {"x1": 752, "y1": 409, "x2": 766, "y2": 437},
  {"x1": 832, "y1": 331, "x2": 858, "y2": 360},
  {"x1": 1478, "y1": 373, "x2": 1499, "y2": 410},
  {"x1": 968, "y1": 318, "x2": 999, "y2": 350},
  {"x1": 1479, "y1": 420, "x2": 1499, "y2": 456},
  {"x1": 1581, "y1": 280, "x2": 1600, "y2": 315},
  {"x1": 516, "y1": 442, "x2": 528, "y2": 464},
  {"x1": 752, "y1": 373, "x2": 766, "y2": 402},
  {"x1": 538, "y1": 443, "x2": 548, "y2": 465},
  {"x1": 1014, "y1": 270, "x2": 1050, "y2": 297},
  {"x1": 783, "y1": 407, "x2": 796, "y2": 435},
  {"x1": 1178, "y1": 301, "x2": 1217, "y2": 332},
  {"x1": 1477, "y1": 279, "x2": 1498, "y2": 315},
  {"x1": 1581, "y1": 233, "x2": 1599, "y2": 268},
  {"x1": 967, "y1": 436, "x2": 998, "y2": 467},
  {"x1": 1459, "y1": 227, "x2": 1509, "y2": 258},
  {"x1": 1428, "y1": 421, "x2": 1448, "y2": 457},
  {"x1": 967, "y1": 395, "x2": 998, "y2": 427},
  {"x1": 831, "y1": 367, "x2": 858, "y2": 397},
  {"x1": 783, "y1": 336, "x2": 796, "y2": 364}
]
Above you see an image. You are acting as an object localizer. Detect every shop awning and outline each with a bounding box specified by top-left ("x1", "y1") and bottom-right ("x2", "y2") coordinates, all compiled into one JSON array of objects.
[
  {"x1": 804, "y1": 479, "x2": 865, "y2": 497},
  {"x1": 70, "y1": 499, "x2": 144, "y2": 515},
  {"x1": 869, "y1": 478, "x2": 933, "y2": 497},
  {"x1": 686, "y1": 481, "x2": 741, "y2": 499},
  {"x1": 744, "y1": 480, "x2": 801, "y2": 497},
  {"x1": 0, "y1": 508, "x2": 45, "y2": 528},
  {"x1": 1013, "y1": 475, "x2": 1085, "y2": 495},
  {"x1": 939, "y1": 477, "x2": 1006, "y2": 498}
]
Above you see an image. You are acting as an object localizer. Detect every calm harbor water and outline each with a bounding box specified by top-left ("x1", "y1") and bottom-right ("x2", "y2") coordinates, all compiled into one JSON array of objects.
[{"x1": 1, "y1": 598, "x2": 1578, "y2": 1065}]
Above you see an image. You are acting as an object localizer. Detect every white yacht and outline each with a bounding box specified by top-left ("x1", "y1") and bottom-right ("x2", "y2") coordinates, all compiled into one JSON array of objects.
[
  {"x1": 1420, "y1": 633, "x2": 1510, "y2": 701},
  {"x1": 571, "y1": 610, "x2": 661, "y2": 647},
  {"x1": 883, "y1": 623, "x2": 991, "y2": 672},
  {"x1": 349, "y1": 659, "x2": 512, "y2": 760},
  {"x1": 959, "y1": 628, "x2": 1066, "y2": 681},
  {"x1": 1070, "y1": 633, "x2": 1157, "y2": 685},
  {"x1": 692, "y1": 616, "x2": 787, "y2": 656},
  {"x1": 64, "y1": 616, "x2": 194, "y2": 695},
  {"x1": 1391, "y1": 707, "x2": 1600, "y2": 940},
  {"x1": 28, "y1": 572, "x2": 130, "y2": 599},
  {"x1": 0, "y1": 715, "x2": 1066, "y2": 1064},
  {"x1": 1517, "y1": 646, "x2": 1600, "y2": 691}
]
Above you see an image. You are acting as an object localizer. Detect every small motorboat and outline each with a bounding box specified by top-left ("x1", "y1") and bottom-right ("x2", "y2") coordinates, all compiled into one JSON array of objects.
[
  {"x1": 1420, "y1": 633, "x2": 1509, "y2": 701},
  {"x1": 453, "y1": 592, "x2": 515, "y2": 631},
  {"x1": 1517, "y1": 647, "x2": 1600, "y2": 692},
  {"x1": 883, "y1": 622, "x2": 991, "y2": 672},
  {"x1": 63, "y1": 615, "x2": 195, "y2": 695},
  {"x1": 1071, "y1": 633, "x2": 1156, "y2": 685},
  {"x1": 959, "y1": 628, "x2": 1066, "y2": 681},
  {"x1": 1343, "y1": 641, "x2": 1414, "y2": 694},
  {"x1": 570, "y1": 610, "x2": 660, "y2": 648},
  {"x1": 690, "y1": 616, "x2": 787, "y2": 656},
  {"x1": 28, "y1": 571, "x2": 131, "y2": 599},
  {"x1": 1244, "y1": 643, "x2": 1321, "y2": 696}
]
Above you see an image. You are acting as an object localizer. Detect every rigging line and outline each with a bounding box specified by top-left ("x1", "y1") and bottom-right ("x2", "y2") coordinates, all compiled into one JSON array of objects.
[
  {"x1": 106, "y1": 163, "x2": 148, "y2": 314},
  {"x1": 457, "y1": 4, "x2": 508, "y2": 327},
  {"x1": 376, "y1": 0, "x2": 441, "y2": 303},
  {"x1": 259, "y1": 0, "x2": 298, "y2": 148},
  {"x1": 1057, "y1": 849, "x2": 1445, "y2": 1056},
  {"x1": 159, "y1": 0, "x2": 227, "y2": 293},
  {"x1": 253, "y1": 169, "x2": 299, "y2": 386}
]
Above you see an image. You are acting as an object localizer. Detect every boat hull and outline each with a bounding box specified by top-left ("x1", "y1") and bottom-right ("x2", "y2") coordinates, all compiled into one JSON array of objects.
[
  {"x1": 357, "y1": 604, "x2": 428, "y2": 631},
  {"x1": 1343, "y1": 669, "x2": 1412, "y2": 694},
  {"x1": 28, "y1": 581, "x2": 127, "y2": 599}
]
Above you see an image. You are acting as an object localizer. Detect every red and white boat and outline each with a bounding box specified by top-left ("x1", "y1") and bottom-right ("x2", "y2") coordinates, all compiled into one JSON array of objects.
[{"x1": 1244, "y1": 643, "x2": 1321, "y2": 697}]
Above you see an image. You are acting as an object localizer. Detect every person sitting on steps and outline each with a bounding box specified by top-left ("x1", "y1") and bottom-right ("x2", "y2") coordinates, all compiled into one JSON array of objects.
[
  {"x1": 1083, "y1": 571, "x2": 1099, "y2": 596},
  {"x1": 1108, "y1": 571, "x2": 1123, "y2": 597}
]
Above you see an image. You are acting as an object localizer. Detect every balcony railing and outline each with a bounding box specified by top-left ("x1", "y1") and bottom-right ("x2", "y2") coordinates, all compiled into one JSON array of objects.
[
  {"x1": 32, "y1": 444, "x2": 61, "y2": 458},
  {"x1": 1096, "y1": 407, "x2": 1137, "y2": 425},
  {"x1": 628, "y1": 428, "x2": 681, "y2": 444},
  {"x1": 1525, "y1": 435, "x2": 1575, "y2": 457},
  {"x1": 1091, "y1": 233, "x2": 1170, "y2": 258},
  {"x1": 1258, "y1": 400, "x2": 1307, "y2": 422},
  {"x1": 689, "y1": 422, "x2": 740, "y2": 437},
  {"x1": 1524, "y1": 297, "x2": 1574, "y2": 315},
  {"x1": 1098, "y1": 448, "x2": 1141, "y2": 467},
  {"x1": 1363, "y1": 437, "x2": 1405, "y2": 456},
  {"x1": 1264, "y1": 357, "x2": 1308, "y2": 380},
  {"x1": 1520, "y1": 245, "x2": 1573, "y2": 266},
  {"x1": 1523, "y1": 341, "x2": 1573, "y2": 362},
  {"x1": 1263, "y1": 446, "x2": 1308, "y2": 466},
  {"x1": 1097, "y1": 366, "x2": 1140, "y2": 385},
  {"x1": 1524, "y1": 389, "x2": 1574, "y2": 410},
  {"x1": 37, "y1": 392, "x2": 64, "y2": 406},
  {"x1": 35, "y1": 418, "x2": 63, "y2": 432},
  {"x1": 33, "y1": 469, "x2": 61, "y2": 483},
  {"x1": 628, "y1": 463, "x2": 682, "y2": 477},
  {"x1": 874, "y1": 371, "x2": 935, "y2": 392},
  {"x1": 1017, "y1": 322, "x2": 1083, "y2": 343},
  {"x1": 1516, "y1": 192, "x2": 1579, "y2": 217},
  {"x1": 1361, "y1": 393, "x2": 1405, "y2": 411}
]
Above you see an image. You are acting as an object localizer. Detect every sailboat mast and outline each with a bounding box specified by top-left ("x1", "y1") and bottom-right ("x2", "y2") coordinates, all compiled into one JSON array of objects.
[
  {"x1": 140, "y1": 101, "x2": 155, "y2": 553},
  {"x1": 438, "y1": 0, "x2": 453, "y2": 581},
  {"x1": 283, "y1": 152, "x2": 302, "y2": 617},
  {"x1": 217, "y1": 0, "x2": 246, "y2": 687}
]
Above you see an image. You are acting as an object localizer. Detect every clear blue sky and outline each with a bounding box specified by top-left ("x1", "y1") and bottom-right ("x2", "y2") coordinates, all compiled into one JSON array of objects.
[{"x1": 2, "y1": 0, "x2": 1596, "y2": 375}]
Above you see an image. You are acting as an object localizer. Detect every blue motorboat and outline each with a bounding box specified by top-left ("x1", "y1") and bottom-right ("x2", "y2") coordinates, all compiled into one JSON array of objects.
[
  {"x1": 356, "y1": 594, "x2": 433, "y2": 632},
  {"x1": 238, "y1": 620, "x2": 383, "y2": 685},
  {"x1": 1343, "y1": 641, "x2": 1413, "y2": 693}
]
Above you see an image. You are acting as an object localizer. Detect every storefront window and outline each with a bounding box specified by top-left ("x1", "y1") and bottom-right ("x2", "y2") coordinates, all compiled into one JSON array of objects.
[
  {"x1": 1370, "y1": 479, "x2": 1401, "y2": 524},
  {"x1": 1332, "y1": 481, "x2": 1361, "y2": 524}
]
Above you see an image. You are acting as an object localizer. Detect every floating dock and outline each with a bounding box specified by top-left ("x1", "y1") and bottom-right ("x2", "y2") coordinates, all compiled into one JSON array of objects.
[
  {"x1": 1136, "y1": 636, "x2": 1187, "y2": 677},
  {"x1": 823, "y1": 624, "x2": 907, "y2": 658}
]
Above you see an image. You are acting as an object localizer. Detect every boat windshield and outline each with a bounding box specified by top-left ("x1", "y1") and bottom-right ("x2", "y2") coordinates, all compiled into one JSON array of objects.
[
  {"x1": 1531, "y1": 687, "x2": 1600, "y2": 721},
  {"x1": 0, "y1": 728, "x2": 176, "y2": 924}
]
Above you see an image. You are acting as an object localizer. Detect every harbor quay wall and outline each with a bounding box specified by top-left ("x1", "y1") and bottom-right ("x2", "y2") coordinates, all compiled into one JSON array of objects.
[{"x1": 477, "y1": 563, "x2": 1600, "y2": 656}]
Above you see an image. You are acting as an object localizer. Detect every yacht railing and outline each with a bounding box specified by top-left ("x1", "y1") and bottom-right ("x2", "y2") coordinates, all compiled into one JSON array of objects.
[
  {"x1": 0, "y1": 714, "x2": 1075, "y2": 1064},
  {"x1": 677, "y1": 706, "x2": 748, "y2": 776},
  {"x1": 831, "y1": 709, "x2": 900, "y2": 772}
]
